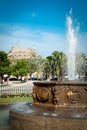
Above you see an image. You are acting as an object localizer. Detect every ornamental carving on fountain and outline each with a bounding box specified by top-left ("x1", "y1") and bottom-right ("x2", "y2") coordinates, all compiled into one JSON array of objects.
[
  {"x1": 67, "y1": 88, "x2": 81, "y2": 104},
  {"x1": 32, "y1": 82, "x2": 87, "y2": 109}
]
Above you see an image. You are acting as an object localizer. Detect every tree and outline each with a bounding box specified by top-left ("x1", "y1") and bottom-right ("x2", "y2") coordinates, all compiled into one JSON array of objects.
[
  {"x1": 12, "y1": 59, "x2": 29, "y2": 78},
  {"x1": 44, "y1": 55, "x2": 55, "y2": 79},
  {"x1": 28, "y1": 55, "x2": 45, "y2": 78},
  {"x1": 28, "y1": 57, "x2": 37, "y2": 77},
  {"x1": 44, "y1": 51, "x2": 66, "y2": 81},
  {"x1": 0, "y1": 51, "x2": 11, "y2": 78},
  {"x1": 76, "y1": 52, "x2": 87, "y2": 80},
  {"x1": 52, "y1": 51, "x2": 66, "y2": 81}
]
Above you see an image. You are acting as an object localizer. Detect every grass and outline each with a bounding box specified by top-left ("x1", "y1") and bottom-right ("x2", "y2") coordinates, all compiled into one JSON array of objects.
[{"x1": 0, "y1": 95, "x2": 33, "y2": 104}]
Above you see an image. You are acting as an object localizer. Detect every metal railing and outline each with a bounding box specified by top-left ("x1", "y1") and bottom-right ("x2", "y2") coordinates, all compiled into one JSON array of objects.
[{"x1": 0, "y1": 81, "x2": 33, "y2": 96}]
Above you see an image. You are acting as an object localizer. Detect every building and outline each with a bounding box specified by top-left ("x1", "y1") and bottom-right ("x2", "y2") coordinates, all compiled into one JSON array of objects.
[{"x1": 8, "y1": 46, "x2": 38, "y2": 63}]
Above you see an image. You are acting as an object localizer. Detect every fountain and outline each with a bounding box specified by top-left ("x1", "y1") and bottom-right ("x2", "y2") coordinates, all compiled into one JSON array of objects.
[
  {"x1": 10, "y1": 11, "x2": 87, "y2": 130},
  {"x1": 66, "y1": 12, "x2": 77, "y2": 80}
]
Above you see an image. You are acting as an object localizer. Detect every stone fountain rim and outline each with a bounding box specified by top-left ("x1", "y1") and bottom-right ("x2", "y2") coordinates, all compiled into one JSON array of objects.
[{"x1": 33, "y1": 81, "x2": 87, "y2": 86}]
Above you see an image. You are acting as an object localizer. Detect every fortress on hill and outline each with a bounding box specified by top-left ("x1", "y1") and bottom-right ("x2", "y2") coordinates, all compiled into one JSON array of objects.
[{"x1": 8, "y1": 46, "x2": 39, "y2": 63}]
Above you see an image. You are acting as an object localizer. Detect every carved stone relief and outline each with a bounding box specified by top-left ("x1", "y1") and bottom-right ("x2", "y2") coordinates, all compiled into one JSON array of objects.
[
  {"x1": 67, "y1": 88, "x2": 80, "y2": 103},
  {"x1": 36, "y1": 87, "x2": 49, "y2": 102},
  {"x1": 52, "y1": 86, "x2": 61, "y2": 105}
]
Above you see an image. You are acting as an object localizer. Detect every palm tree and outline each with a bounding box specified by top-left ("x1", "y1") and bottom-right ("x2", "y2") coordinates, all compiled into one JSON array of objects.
[
  {"x1": 44, "y1": 51, "x2": 66, "y2": 81},
  {"x1": 52, "y1": 51, "x2": 66, "y2": 81}
]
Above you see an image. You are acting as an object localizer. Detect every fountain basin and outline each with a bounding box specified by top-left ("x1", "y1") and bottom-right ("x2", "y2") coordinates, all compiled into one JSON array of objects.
[
  {"x1": 10, "y1": 81, "x2": 87, "y2": 130},
  {"x1": 32, "y1": 81, "x2": 87, "y2": 109}
]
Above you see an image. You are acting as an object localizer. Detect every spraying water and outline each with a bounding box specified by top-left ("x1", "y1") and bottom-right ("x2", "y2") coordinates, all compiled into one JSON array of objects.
[{"x1": 66, "y1": 11, "x2": 77, "y2": 80}]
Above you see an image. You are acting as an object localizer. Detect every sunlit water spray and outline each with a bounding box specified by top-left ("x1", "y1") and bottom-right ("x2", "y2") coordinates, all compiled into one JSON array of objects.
[{"x1": 66, "y1": 11, "x2": 77, "y2": 80}]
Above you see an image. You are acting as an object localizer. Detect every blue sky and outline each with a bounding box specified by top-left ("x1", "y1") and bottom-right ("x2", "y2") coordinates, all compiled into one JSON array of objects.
[{"x1": 0, "y1": 0, "x2": 87, "y2": 57}]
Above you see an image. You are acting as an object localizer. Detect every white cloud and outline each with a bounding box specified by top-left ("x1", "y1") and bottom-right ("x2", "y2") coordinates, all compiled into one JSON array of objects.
[
  {"x1": 2, "y1": 24, "x2": 87, "y2": 57},
  {"x1": 11, "y1": 27, "x2": 67, "y2": 56},
  {"x1": 0, "y1": 25, "x2": 67, "y2": 57}
]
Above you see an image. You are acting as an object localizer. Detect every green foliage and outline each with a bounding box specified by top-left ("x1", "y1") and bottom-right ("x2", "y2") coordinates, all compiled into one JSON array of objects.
[
  {"x1": 0, "y1": 51, "x2": 11, "y2": 76},
  {"x1": 1, "y1": 50, "x2": 87, "y2": 82},
  {"x1": 12, "y1": 59, "x2": 29, "y2": 77},
  {"x1": 76, "y1": 52, "x2": 87, "y2": 80},
  {"x1": 0, "y1": 94, "x2": 33, "y2": 103},
  {"x1": 44, "y1": 51, "x2": 66, "y2": 81},
  {"x1": 28, "y1": 57, "x2": 37, "y2": 76},
  {"x1": 28, "y1": 56, "x2": 44, "y2": 77}
]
